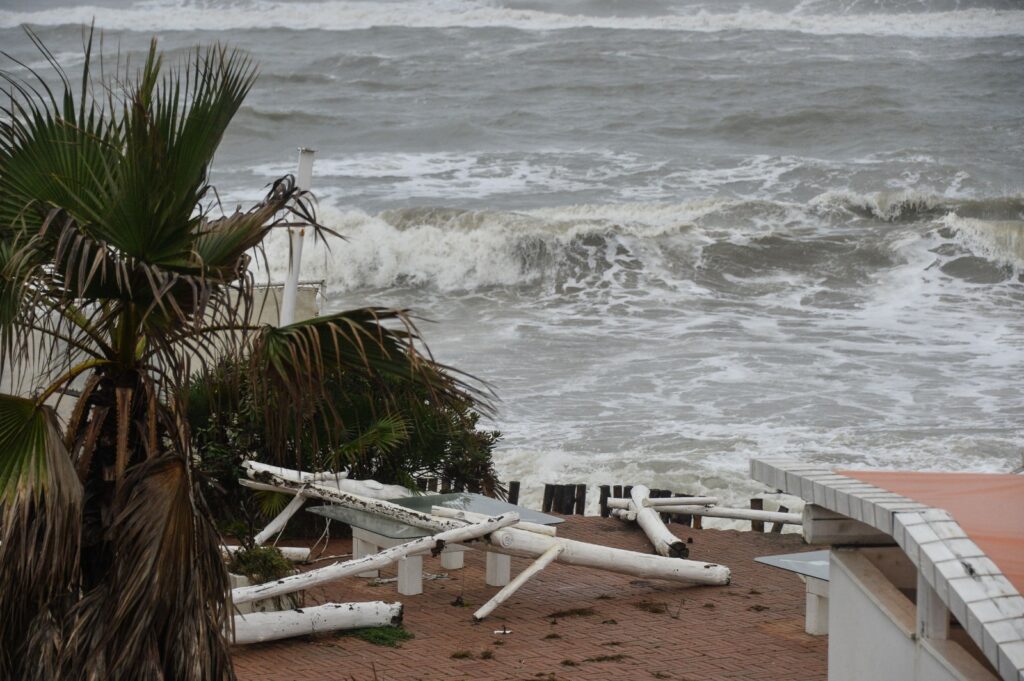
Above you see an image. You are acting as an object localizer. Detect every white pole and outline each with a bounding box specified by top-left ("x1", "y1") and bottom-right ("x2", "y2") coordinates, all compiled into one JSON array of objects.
[
  {"x1": 231, "y1": 601, "x2": 402, "y2": 645},
  {"x1": 241, "y1": 472, "x2": 731, "y2": 586},
  {"x1": 231, "y1": 513, "x2": 519, "y2": 605},
  {"x1": 628, "y1": 485, "x2": 689, "y2": 559},
  {"x1": 279, "y1": 147, "x2": 315, "y2": 326},
  {"x1": 651, "y1": 505, "x2": 803, "y2": 525},
  {"x1": 253, "y1": 492, "x2": 308, "y2": 546},
  {"x1": 606, "y1": 496, "x2": 718, "y2": 510},
  {"x1": 473, "y1": 544, "x2": 563, "y2": 621}
]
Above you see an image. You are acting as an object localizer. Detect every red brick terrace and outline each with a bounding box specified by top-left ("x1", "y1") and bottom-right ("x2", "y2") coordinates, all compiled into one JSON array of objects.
[{"x1": 232, "y1": 516, "x2": 827, "y2": 681}]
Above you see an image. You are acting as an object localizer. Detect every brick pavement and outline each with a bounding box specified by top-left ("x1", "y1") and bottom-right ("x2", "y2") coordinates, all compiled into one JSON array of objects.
[{"x1": 232, "y1": 516, "x2": 827, "y2": 681}]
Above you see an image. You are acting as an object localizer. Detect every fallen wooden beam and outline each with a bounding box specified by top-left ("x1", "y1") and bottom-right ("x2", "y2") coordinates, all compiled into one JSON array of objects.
[
  {"x1": 232, "y1": 512, "x2": 519, "y2": 605},
  {"x1": 222, "y1": 545, "x2": 311, "y2": 563},
  {"x1": 231, "y1": 601, "x2": 402, "y2": 645},
  {"x1": 243, "y1": 460, "x2": 410, "y2": 500},
  {"x1": 242, "y1": 472, "x2": 730, "y2": 586},
  {"x1": 487, "y1": 527, "x2": 729, "y2": 585},
  {"x1": 606, "y1": 496, "x2": 718, "y2": 510},
  {"x1": 254, "y1": 491, "x2": 308, "y2": 546},
  {"x1": 629, "y1": 485, "x2": 689, "y2": 558},
  {"x1": 651, "y1": 505, "x2": 802, "y2": 525},
  {"x1": 473, "y1": 544, "x2": 564, "y2": 621},
  {"x1": 431, "y1": 505, "x2": 557, "y2": 537}
]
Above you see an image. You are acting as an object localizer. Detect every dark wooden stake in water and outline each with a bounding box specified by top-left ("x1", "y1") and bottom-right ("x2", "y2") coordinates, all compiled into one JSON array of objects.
[
  {"x1": 507, "y1": 480, "x2": 521, "y2": 505},
  {"x1": 750, "y1": 498, "x2": 765, "y2": 532}
]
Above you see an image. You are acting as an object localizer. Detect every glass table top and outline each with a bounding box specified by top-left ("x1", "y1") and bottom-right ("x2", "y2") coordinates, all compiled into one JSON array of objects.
[
  {"x1": 754, "y1": 550, "x2": 830, "y2": 581},
  {"x1": 307, "y1": 492, "x2": 563, "y2": 540}
]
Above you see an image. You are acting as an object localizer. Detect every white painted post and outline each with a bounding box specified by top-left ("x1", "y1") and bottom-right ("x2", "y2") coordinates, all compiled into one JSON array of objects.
[
  {"x1": 397, "y1": 555, "x2": 423, "y2": 595},
  {"x1": 804, "y1": 576, "x2": 829, "y2": 635},
  {"x1": 916, "y1": 571, "x2": 949, "y2": 640},
  {"x1": 486, "y1": 552, "x2": 512, "y2": 586},
  {"x1": 440, "y1": 550, "x2": 465, "y2": 570},
  {"x1": 279, "y1": 147, "x2": 315, "y2": 326},
  {"x1": 352, "y1": 534, "x2": 379, "y2": 578}
]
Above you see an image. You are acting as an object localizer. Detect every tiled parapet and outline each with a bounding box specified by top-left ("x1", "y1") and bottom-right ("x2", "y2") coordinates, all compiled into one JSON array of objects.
[{"x1": 750, "y1": 458, "x2": 1024, "y2": 681}]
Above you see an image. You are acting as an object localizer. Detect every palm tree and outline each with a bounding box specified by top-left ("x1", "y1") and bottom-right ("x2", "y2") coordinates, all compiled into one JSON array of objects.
[{"x1": 0, "y1": 32, "x2": 476, "y2": 680}]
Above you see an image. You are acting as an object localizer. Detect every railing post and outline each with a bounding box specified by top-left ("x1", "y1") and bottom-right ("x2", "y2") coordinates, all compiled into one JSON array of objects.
[{"x1": 280, "y1": 147, "x2": 315, "y2": 326}]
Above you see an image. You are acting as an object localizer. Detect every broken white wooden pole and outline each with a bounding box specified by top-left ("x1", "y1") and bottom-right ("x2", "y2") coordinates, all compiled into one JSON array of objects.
[
  {"x1": 232, "y1": 600, "x2": 401, "y2": 645},
  {"x1": 431, "y1": 505, "x2": 557, "y2": 537},
  {"x1": 628, "y1": 485, "x2": 689, "y2": 558},
  {"x1": 606, "y1": 496, "x2": 718, "y2": 510},
  {"x1": 243, "y1": 461, "x2": 347, "y2": 483},
  {"x1": 243, "y1": 460, "x2": 410, "y2": 500},
  {"x1": 222, "y1": 545, "x2": 311, "y2": 563},
  {"x1": 473, "y1": 544, "x2": 563, "y2": 621},
  {"x1": 487, "y1": 527, "x2": 729, "y2": 585},
  {"x1": 239, "y1": 477, "x2": 463, "y2": 534},
  {"x1": 232, "y1": 512, "x2": 519, "y2": 605},
  {"x1": 254, "y1": 492, "x2": 308, "y2": 546},
  {"x1": 241, "y1": 473, "x2": 730, "y2": 585},
  {"x1": 651, "y1": 505, "x2": 802, "y2": 525}
]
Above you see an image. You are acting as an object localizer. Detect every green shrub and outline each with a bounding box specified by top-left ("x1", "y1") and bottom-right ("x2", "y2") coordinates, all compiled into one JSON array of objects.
[
  {"x1": 227, "y1": 546, "x2": 293, "y2": 584},
  {"x1": 190, "y1": 359, "x2": 503, "y2": 532}
]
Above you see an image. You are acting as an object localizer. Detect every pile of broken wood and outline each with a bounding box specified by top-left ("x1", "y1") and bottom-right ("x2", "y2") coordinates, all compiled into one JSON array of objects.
[{"x1": 227, "y1": 463, "x2": 741, "y2": 645}]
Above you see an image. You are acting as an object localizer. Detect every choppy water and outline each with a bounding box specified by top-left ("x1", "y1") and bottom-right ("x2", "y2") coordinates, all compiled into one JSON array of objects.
[{"x1": 3, "y1": 0, "x2": 1022, "y2": 511}]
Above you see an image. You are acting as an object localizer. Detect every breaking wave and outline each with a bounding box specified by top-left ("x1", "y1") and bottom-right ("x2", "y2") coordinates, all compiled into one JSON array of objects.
[
  {"x1": 3, "y1": 1, "x2": 1023, "y2": 38},
  {"x1": 259, "y1": 194, "x2": 1024, "y2": 293}
]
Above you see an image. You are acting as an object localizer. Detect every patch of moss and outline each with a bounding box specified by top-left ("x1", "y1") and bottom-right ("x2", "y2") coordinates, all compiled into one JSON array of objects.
[
  {"x1": 560, "y1": 659, "x2": 578, "y2": 667},
  {"x1": 480, "y1": 650, "x2": 495, "y2": 660},
  {"x1": 340, "y1": 626, "x2": 414, "y2": 648},
  {"x1": 451, "y1": 650, "x2": 474, "y2": 659}
]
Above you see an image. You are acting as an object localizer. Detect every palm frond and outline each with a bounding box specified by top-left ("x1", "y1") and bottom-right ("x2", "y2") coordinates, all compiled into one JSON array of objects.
[
  {"x1": 0, "y1": 394, "x2": 82, "y2": 680},
  {"x1": 64, "y1": 455, "x2": 234, "y2": 681},
  {"x1": 246, "y1": 307, "x2": 491, "y2": 460}
]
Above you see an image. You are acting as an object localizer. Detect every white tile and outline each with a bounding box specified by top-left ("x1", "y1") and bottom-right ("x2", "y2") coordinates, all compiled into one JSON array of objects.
[
  {"x1": 998, "y1": 640, "x2": 1024, "y2": 680},
  {"x1": 967, "y1": 596, "x2": 1024, "y2": 625},
  {"x1": 928, "y1": 520, "x2": 968, "y2": 541}
]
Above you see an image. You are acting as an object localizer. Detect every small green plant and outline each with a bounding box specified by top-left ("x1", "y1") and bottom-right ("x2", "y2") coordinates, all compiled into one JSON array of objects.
[
  {"x1": 451, "y1": 650, "x2": 474, "y2": 659},
  {"x1": 480, "y1": 650, "x2": 494, "y2": 660},
  {"x1": 340, "y1": 626, "x2": 414, "y2": 648},
  {"x1": 227, "y1": 546, "x2": 293, "y2": 584},
  {"x1": 543, "y1": 633, "x2": 562, "y2": 640}
]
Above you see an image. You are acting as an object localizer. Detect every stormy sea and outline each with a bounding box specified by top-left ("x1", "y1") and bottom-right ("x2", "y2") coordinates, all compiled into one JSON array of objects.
[{"x1": 3, "y1": 0, "x2": 1022, "y2": 510}]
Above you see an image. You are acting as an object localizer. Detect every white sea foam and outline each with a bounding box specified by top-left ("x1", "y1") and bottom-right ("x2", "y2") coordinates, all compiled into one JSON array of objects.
[{"x1": 2, "y1": 1, "x2": 1023, "y2": 38}]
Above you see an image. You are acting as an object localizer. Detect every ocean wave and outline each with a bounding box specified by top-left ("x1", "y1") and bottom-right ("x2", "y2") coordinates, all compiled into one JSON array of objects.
[
  {"x1": 2, "y1": 1, "x2": 1023, "y2": 38},
  {"x1": 254, "y1": 195, "x2": 1024, "y2": 293},
  {"x1": 810, "y1": 189, "x2": 1024, "y2": 222}
]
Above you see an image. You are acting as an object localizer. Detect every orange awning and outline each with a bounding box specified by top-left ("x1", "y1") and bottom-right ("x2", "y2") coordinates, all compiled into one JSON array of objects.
[{"x1": 839, "y1": 470, "x2": 1024, "y2": 594}]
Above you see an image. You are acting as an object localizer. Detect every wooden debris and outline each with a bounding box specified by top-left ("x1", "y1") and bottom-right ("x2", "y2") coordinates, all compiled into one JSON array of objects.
[
  {"x1": 243, "y1": 470, "x2": 730, "y2": 586},
  {"x1": 627, "y1": 485, "x2": 689, "y2": 558},
  {"x1": 473, "y1": 544, "x2": 564, "y2": 621},
  {"x1": 231, "y1": 601, "x2": 402, "y2": 645},
  {"x1": 232, "y1": 513, "x2": 519, "y2": 605}
]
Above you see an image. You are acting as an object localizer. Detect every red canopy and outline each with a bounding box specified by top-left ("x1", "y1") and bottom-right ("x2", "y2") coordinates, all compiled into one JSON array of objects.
[{"x1": 839, "y1": 470, "x2": 1024, "y2": 594}]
